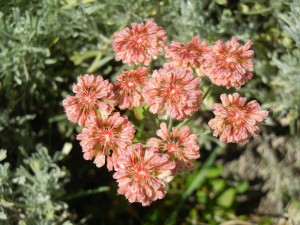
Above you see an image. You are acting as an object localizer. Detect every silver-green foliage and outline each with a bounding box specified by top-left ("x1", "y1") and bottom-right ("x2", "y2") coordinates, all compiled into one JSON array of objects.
[
  {"x1": 271, "y1": 49, "x2": 300, "y2": 134},
  {"x1": 279, "y1": 0, "x2": 300, "y2": 48},
  {"x1": 0, "y1": 145, "x2": 71, "y2": 225},
  {"x1": 0, "y1": 0, "x2": 170, "y2": 147},
  {"x1": 270, "y1": 0, "x2": 300, "y2": 134},
  {"x1": 0, "y1": 0, "x2": 158, "y2": 153},
  {"x1": 258, "y1": 0, "x2": 300, "y2": 209},
  {"x1": 0, "y1": 0, "x2": 167, "y2": 96}
]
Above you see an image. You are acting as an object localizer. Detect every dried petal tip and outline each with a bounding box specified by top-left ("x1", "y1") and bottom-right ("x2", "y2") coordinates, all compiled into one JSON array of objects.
[
  {"x1": 113, "y1": 18, "x2": 167, "y2": 66},
  {"x1": 113, "y1": 144, "x2": 175, "y2": 206},
  {"x1": 208, "y1": 93, "x2": 268, "y2": 143},
  {"x1": 62, "y1": 74, "x2": 116, "y2": 126},
  {"x1": 205, "y1": 36, "x2": 254, "y2": 88}
]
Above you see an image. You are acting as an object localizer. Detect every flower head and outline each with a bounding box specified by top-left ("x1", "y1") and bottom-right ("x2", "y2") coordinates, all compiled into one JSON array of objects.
[
  {"x1": 77, "y1": 112, "x2": 135, "y2": 170},
  {"x1": 165, "y1": 36, "x2": 210, "y2": 71},
  {"x1": 208, "y1": 93, "x2": 268, "y2": 143},
  {"x1": 147, "y1": 123, "x2": 200, "y2": 174},
  {"x1": 205, "y1": 36, "x2": 254, "y2": 88},
  {"x1": 113, "y1": 143, "x2": 175, "y2": 206},
  {"x1": 63, "y1": 74, "x2": 116, "y2": 126},
  {"x1": 144, "y1": 64, "x2": 202, "y2": 120},
  {"x1": 114, "y1": 67, "x2": 148, "y2": 109},
  {"x1": 113, "y1": 18, "x2": 167, "y2": 66}
]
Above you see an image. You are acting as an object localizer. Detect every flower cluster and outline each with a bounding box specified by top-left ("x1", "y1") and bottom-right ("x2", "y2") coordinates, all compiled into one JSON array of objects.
[
  {"x1": 62, "y1": 74, "x2": 116, "y2": 126},
  {"x1": 208, "y1": 93, "x2": 268, "y2": 143},
  {"x1": 147, "y1": 123, "x2": 200, "y2": 175},
  {"x1": 77, "y1": 112, "x2": 135, "y2": 171},
  {"x1": 144, "y1": 63, "x2": 202, "y2": 120},
  {"x1": 62, "y1": 18, "x2": 268, "y2": 206},
  {"x1": 204, "y1": 36, "x2": 254, "y2": 88},
  {"x1": 114, "y1": 67, "x2": 148, "y2": 109},
  {"x1": 113, "y1": 144, "x2": 175, "y2": 206},
  {"x1": 165, "y1": 36, "x2": 210, "y2": 75},
  {"x1": 113, "y1": 18, "x2": 167, "y2": 66}
]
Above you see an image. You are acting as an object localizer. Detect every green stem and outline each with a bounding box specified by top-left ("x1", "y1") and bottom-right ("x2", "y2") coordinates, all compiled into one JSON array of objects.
[
  {"x1": 63, "y1": 186, "x2": 110, "y2": 201},
  {"x1": 134, "y1": 125, "x2": 153, "y2": 137},
  {"x1": 197, "y1": 130, "x2": 211, "y2": 136},
  {"x1": 202, "y1": 84, "x2": 213, "y2": 101},
  {"x1": 135, "y1": 124, "x2": 144, "y2": 139},
  {"x1": 176, "y1": 113, "x2": 196, "y2": 128},
  {"x1": 165, "y1": 146, "x2": 222, "y2": 225},
  {"x1": 168, "y1": 117, "x2": 174, "y2": 130},
  {"x1": 142, "y1": 106, "x2": 157, "y2": 134}
]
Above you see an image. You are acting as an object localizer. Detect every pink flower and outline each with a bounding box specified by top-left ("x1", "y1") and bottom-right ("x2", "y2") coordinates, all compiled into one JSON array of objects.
[
  {"x1": 147, "y1": 123, "x2": 200, "y2": 174},
  {"x1": 143, "y1": 63, "x2": 202, "y2": 120},
  {"x1": 205, "y1": 36, "x2": 254, "y2": 88},
  {"x1": 77, "y1": 112, "x2": 135, "y2": 171},
  {"x1": 113, "y1": 18, "x2": 167, "y2": 66},
  {"x1": 208, "y1": 93, "x2": 268, "y2": 143},
  {"x1": 164, "y1": 36, "x2": 210, "y2": 72},
  {"x1": 114, "y1": 67, "x2": 148, "y2": 109},
  {"x1": 62, "y1": 74, "x2": 116, "y2": 126},
  {"x1": 113, "y1": 143, "x2": 175, "y2": 206}
]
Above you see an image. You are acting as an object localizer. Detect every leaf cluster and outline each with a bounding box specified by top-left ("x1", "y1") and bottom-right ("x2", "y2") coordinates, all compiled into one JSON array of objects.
[{"x1": 0, "y1": 144, "x2": 72, "y2": 225}]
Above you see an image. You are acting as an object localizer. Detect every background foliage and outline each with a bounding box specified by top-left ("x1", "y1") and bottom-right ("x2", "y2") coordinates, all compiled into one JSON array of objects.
[{"x1": 0, "y1": 0, "x2": 299, "y2": 224}]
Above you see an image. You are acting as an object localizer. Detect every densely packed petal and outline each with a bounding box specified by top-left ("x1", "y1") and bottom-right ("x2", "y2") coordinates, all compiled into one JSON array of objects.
[
  {"x1": 165, "y1": 36, "x2": 210, "y2": 73},
  {"x1": 113, "y1": 18, "x2": 167, "y2": 66},
  {"x1": 77, "y1": 112, "x2": 135, "y2": 170},
  {"x1": 205, "y1": 36, "x2": 254, "y2": 88},
  {"x1": 143, "y1": 63, "x2": 202, "y2": 120},
  {"x1": 113, "y1": 143, "x2": 175, "y2": 206},
  {"x1": 208, "y1": 93, "x2": 268, "y2": 143},
  {"x1": 62, "y1": 74, "x2": 116, "y2": 126},
  {"x1": 114, "y1": 67, "x2": 148, "y2": 109},
  {"x1": 147, "y1": 123, "x2": 200, "y2": 174}
]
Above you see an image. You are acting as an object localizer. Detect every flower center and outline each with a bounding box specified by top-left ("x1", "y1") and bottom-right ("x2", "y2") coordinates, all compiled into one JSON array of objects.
[
  {"x1": 167, "y1": 142, "x2": 178, "y2": 153},
  {"x1": 126, "y1": 80, "x2": 136, "y2": 89},
  {"x1": 99, "y1": 130, "x2": 114, "y2": 143},
  {"x1": 133, "y1": 35, "x2": 147, "y2": 48},
  {"x1": 82, "y1": 93, "x2": 95, "y2": 105},
  {"x1": 170, "y1": 89, "x2": 176, "y2": 95},
  {"x1": 226, "y1": 106, "x2": 246, "y2": 126},
  {"x1": 167, "y1": 84, "x2": 179, "y2": 96},
  {"x1": 136, "y1": 37, "x2": 143, "y2": 43},
  {"x1": 134, "y1": 166, "x2": 150, "y2": 179},
  {"x1": 234, "y1": 111, "x2": 244, "y2": 120},
  {"x1": 224, "y1": 55, "x2": 238, "y2": 70},
  {"x1": 225, "y1": 56, "x2": 236, "y2": 63}
]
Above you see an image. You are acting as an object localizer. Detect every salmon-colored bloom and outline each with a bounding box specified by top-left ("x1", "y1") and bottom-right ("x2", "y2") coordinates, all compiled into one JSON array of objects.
[
  {"x1": 147, "y1": 123, "x2": 200, "y2": 174},
  {"x1": 164, "y1": 36, "x2": 210, "y2": 72},
  {"x1": 144, "y1": 64, "x2": 202, "y2": 120},
  {"x1": 113, "y1": 143, "x2": 175, "y2": 206},
  {"x1": 77, "y1": 112, "x2": 135, "y2": 171},
  {"x1": 62, "y1": 74, "x2": 116, "y2": 126},
  {"x1": 205, "y1": 36, "x2": 254, "y2": 88},
  {"x1": 114, "y1": 67, "x2": 148, "y2": 109},
  {"x1": 113, "y1": 18, "x2": 167, "y2": 66},
  {"x1": 208, "y1": 93, "x2": 268, "y2": 143}
]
